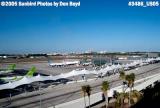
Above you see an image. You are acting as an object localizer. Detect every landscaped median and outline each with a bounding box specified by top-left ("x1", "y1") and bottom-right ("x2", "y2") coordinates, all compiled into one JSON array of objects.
[{"x1": 51, "y1": 73, "x2": 160, "y2": 108}]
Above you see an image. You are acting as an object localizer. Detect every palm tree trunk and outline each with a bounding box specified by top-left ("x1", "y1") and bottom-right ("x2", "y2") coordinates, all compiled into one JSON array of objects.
[
  {"x1": 105, "y1": 92, "x2": 108, "y2": 108},
  {"x1": 88, "y1": 96, "x2": 91, "y2": 108},
  {"x1": 121, "y1": 95, "x2": 123, "y2": 108},
  {"x1": 83, "y1": 95, "x2": 86, "y2": 108},
  {"x1": 121, "y1": 81, "x2": 124, "y2": 108},
  {"x1": 129, "y1": 87, "x2": 131, "y2": 106}
]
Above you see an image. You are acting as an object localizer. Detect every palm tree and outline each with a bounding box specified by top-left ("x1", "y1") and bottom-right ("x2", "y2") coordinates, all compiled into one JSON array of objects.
[
  {"x1": 131, "y1": 90, "x2": 142, "y2": 104},
  {"x1": 81, "y1": 85, "x2": 87, "y2": 108},
  {"x1": 125, "y1": 73, "x2": 135, "y2": 106},
  {"x1": 130, "y1": 73, "x2": 135, "y2": 90},
  {"x1": 119, "y1": 70, "x2": 126, "y2": 93},
  {"x1": 114, "y1": 91, "x2": 125, "y2": 108},
  {"x1": 101, "y1": 81, "x2": 109, "y2": 108},
  {"x1": 86, "y1": 85, "x2": 92, "y2": 108},
  {"x1": 119, "y1": 70, "x2": 126, "y2": 108}
]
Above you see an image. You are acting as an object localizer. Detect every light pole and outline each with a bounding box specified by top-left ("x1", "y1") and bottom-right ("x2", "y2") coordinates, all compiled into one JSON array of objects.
[
  {"x1": 39, "y1": 82, "x2": 42, "y2": 108},
  {"x1": 9, "y1": 92, "x2": 12, "y2": 103}
]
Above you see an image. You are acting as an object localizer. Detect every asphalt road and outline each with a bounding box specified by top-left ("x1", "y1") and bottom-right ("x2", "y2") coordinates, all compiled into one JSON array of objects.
[{"x1": 1, "y1": 63, "x2": 160, "y2": 108}]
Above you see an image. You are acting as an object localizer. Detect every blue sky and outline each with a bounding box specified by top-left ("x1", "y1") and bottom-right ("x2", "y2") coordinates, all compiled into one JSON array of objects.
[{"x1": 0, "y1": 0, "x2": 160, "y2": 54}]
